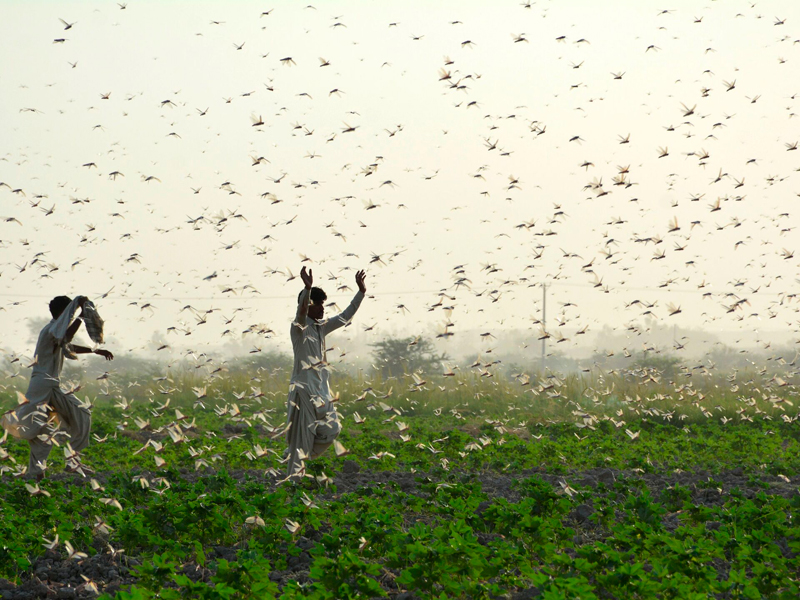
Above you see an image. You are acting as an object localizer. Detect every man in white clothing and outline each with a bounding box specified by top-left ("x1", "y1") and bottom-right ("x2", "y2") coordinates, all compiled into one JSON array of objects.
[
  {"x1": 2, "y1": 295, "x2": 113, "y2": 480},
  {"x1": 284, "y1": 266, "x2": 366, "y2": 481}
]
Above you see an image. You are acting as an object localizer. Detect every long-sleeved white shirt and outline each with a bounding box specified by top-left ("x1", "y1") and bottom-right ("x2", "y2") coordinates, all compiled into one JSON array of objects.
[
  {"x1": 289, "y1": 288, "x2": 364, "y2": 401},
  {"x1": 29, "y1": 296, "x2": 85, "y2": 394}
]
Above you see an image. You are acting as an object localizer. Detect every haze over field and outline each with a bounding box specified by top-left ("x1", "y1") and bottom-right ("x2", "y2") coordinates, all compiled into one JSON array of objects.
[{"x1": 2, "y1": 0, "x2": 800, "y2": 368}]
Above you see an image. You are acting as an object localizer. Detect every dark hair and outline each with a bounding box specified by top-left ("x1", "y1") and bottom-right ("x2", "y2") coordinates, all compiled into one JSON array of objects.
[
  {"x1": 49, "y1": 296, "x2": 72, "y2": 319},
  {"x1": 299, "y1": 287, "x2": 327, "y2": 304}
]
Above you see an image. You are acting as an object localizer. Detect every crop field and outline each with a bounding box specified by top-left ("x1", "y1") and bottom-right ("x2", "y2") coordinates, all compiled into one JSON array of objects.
[{"x1": 1, "y1": 365, "x2": 799, "y2": 600}]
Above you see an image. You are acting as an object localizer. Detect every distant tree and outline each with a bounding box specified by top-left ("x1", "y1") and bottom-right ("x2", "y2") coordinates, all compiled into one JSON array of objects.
[
  {"x1": 633, "y1": 353, "x2": 681, "y2": 378},
  {"x1": 371, "y1": 336, "x2": 448, "y2": 379},
  {"x1": 705, "y1": 344, "x2": 756, "y2": 371},
  {"x1": 61, "y1": 353, "x2": 163, "y2": 385},
  {"x1": 228, "y1": 351, "x2": 292, "y2": 376},
  {"x1": 26, "y1": 316, "x2": 50, "y2": 345},
  {"x1": 539, "y1": 350, "x2": 581, "y2": 374}
]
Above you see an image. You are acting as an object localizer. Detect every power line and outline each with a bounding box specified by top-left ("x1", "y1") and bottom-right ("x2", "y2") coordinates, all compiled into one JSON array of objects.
[
  {"x1": 0, "y1": 288, "x2": 451, "y2": 302},
  {"x1": 0, "y1": 280, "x2": 792, "y2": 303}
]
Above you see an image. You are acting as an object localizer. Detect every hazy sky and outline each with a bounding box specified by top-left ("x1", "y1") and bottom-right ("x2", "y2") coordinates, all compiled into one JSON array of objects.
[{"x1": 1, "y1": 0, "x2": 799, "y2": 364}]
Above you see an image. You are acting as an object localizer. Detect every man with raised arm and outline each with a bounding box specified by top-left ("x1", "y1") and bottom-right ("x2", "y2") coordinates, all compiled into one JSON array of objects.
[
  {"x1": 284, "y1": 266, "x2": 367, "y2": 481},
  {"x1": 2, "y1": 295, "x2": 113, "y2": 480}
]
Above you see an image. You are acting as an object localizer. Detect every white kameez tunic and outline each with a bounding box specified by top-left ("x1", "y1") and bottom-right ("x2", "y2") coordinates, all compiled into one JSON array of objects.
[
  {"x1": 1, "y1": 296, "x2": 92, "y2": 476},
  {"x1": 284, "y1": 288, "x2": 364, "y2": 480}
]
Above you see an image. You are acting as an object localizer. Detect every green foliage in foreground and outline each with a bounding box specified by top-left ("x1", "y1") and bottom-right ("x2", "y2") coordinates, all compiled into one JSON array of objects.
[
  {"x1": 2, "y1": 467, "x2": 799, "y2": 599},
  {"x1": 0, "y1": 362, "x2": 799, "y2": 598},
  {"x1": 0, "y1": 411, "x2": 798, "y2": 598}
]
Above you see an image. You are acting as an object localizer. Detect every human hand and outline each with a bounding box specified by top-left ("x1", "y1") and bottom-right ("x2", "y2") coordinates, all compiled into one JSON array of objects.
[
  {"x1": 300, "y1": 266, "x2": 313, "y2": 289},
  {"x1": 95, "y1": 349, "x2": 114, "y2": 361},
  {"x1": 355, "y1": 269, "x2": 367, "y2": 294}
]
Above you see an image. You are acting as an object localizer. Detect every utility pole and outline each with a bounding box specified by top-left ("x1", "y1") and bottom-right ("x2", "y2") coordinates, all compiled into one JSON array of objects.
[{"x1": 541, "y1": 282, "x2": 547, "y2": 373}]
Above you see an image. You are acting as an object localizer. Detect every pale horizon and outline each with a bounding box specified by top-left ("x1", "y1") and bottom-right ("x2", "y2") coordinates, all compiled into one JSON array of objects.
[{"x1": 2, "y1": 0, "x2": 799, "y2": 369}]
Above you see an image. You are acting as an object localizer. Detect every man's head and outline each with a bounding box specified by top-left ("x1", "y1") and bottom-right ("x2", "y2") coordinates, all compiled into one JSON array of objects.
[
  {"x1": 49, "y1": 296, "x2": 71, "y2": 320},
  {"x1": 300, "y1": 287, "x2": 327, "y2": 320}
]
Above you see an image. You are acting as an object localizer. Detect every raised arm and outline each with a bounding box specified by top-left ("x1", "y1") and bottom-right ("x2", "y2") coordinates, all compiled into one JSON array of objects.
[
  {"x1": 294, "y1": 266, "x2": 313, "y2": 328},
  {"x1": 322, "y1": 269, "x2": 367, "y2": 336},
  {"x1": 65, "y1": 315, "x2": 82, "y2": 343}
]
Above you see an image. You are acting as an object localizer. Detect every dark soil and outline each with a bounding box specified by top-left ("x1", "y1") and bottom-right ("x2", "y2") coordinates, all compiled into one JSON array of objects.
[
  {"x1": 0, "y1": 550, "x2": 136, "y2": 599},
  {"x1": 46, "y1": 463, "x2": 795, "y2": 502}
]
